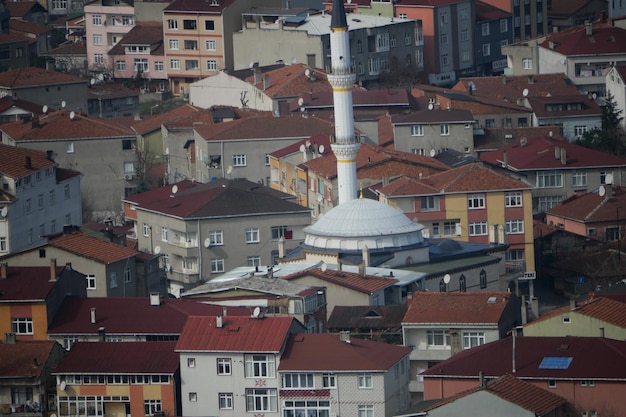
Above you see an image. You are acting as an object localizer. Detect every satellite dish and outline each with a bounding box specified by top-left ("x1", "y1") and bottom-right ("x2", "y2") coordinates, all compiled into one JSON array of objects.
[
  {"x1": 318, "y1": 145, "x2": 325, "y2": 154},
  {"x1": 252, "y1": 306, "x2": 261, "y2": 318},
  {"x1": 204, "y1": 238, "x2": 211, "y2": 248},
  {"x1": 599, "y1": 185, "x2": 606, "y2": 197},
  {"x1": 154, "y1": 246, "x2": 161, "y2": 254},
  {"x1": 59, "y1": 381, "x2": 66, "y2": 391},
  {"x1": 226, "y1": 165, "x2": 233, "y2": 175},
  {"x1": 61, "y1": 100, "x2": 66, "y2": 108},
  {"x1": 42, "y1": 104, "x2": 48, "y2": 113},
  {"x1": 305, "y1": 69, "x2": 311, "y2": 78},
  {"x1": 171, "y1": 185, "x2": 178, "y2": 194},
  {"x1": 605, "y1": 173, "x2": 614, "y2": 185},
  {"x1": 299, "y1": 144, "x2": 306, "y2": 153},
  {"x1": 0, "y1": 206, "x2": 7, "y2": 218},
  {"x1": 51, "y1": 414, "x2": 58, "y2": 417},
  {"x1": 69, "y1": 111, "x2": 75, "y2": 120},
  {"x1": 592, "y1": 92, "x2": 597, "y2": 100},
  {"x1": 443, "y1": 274, "x2": 451, "y2": 284},
  {"x1": 298, "y1": 97, "x2": 304, "y2": 107},
  {"x1": 428, "y1": 103, "x2": 434, "y2": 110},
  {"x1": 97, "y1": 73, "x2": 104, "y2": 81},
  {"x1": 430, "y1": 149, "x2": 436, "y2": 157},
  {"x1": 320, "y1": 262, "x2": 327, "y2": 272},
  {"x1": 90, "y1": 78, "x2": 96, "y2": 85},
  {"x1": 522, "y1": 88, "x2": 529, "y2": 97},
  {"x1": 165, "y1": 147, "x2": 170, "y2": 155}
]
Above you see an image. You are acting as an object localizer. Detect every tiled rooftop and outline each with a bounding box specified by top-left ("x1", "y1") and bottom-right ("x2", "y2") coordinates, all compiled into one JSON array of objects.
[
  {"x1": 526, "y1": 296, "x2": 626, "y2": 329},
  {"x1": 327, "y1": 305, "x2": 408, "y2": 330},
  {"x1": 0, "y1": 265, "x2": 63, "y2": 302},
  {"x1": 0, "y1": 67, "x2": 86, "y2": 88},
  {"x1": 0, "y1": 143, "x2": 56, "y2": 178},
  {"x1": 546, "y1": 185, "x2": 626, "y2": 223},
  {"x1": 48, "y1": 231, "x2": 139, "y2": 264},
  {"x1": 538, "y1": 22, "x2": 626, "y2": 56},
  {"x1": 0, "y1": 340, "x2": 57, "y2": 378},
  {"x1": 282, "y1": 268, "x2": 397, "y2": 294},
  {"x1": 108, "y1": 22, "x2": 163, "y2": 55},
  {"x1": 245, "y1": 63, "x2": 333, "y2": 99}
]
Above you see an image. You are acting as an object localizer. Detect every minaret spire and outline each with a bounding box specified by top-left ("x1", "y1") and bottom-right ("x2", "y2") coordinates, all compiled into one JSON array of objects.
[{"x1": 328, "y1": 0, "x2": 359, "y2": 204}]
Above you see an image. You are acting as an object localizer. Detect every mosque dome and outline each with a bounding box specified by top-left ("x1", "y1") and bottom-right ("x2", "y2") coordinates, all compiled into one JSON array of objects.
[{"x1": 303, "y1": 198, "x2": 425, "y2": 251}]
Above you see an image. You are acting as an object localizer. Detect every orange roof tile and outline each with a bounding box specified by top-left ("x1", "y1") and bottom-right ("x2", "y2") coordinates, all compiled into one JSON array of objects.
[
  {"x1": 0, "y1": 143, "x2": 56, "y2": 178},
  {"x1": 527, "y1": 296, "x2": 626, "y2": 329},
  {"x1": 0, "y1": 340, "x2": 58, "y2": 378},
  {"x1": 0, "y1": 67, "x2": 86, "y2": 88},
  {"x1": 282, "y1": 268, "x2": 397, "y2": 294},
  {"x1": 245, "y1": 63, "x2": 333, "y2": 99},
  {"x1": 48, "y1": 232, "x2": 138, "y2": 264}
]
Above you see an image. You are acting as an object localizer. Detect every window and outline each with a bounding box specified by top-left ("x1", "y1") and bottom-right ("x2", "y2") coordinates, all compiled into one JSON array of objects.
[
  {"x1": 205, "y1": 39, "x2": 216, "y2": 51},
  {"x1": 184, "y1": 40, "x2": 198, "y2": 50},
  {"x1": 427, "y1": 330, "x2": 450, "y2": 346},
  {"x1": 53, "y1": 0, "x2": 67, "y2": 8},
  {"x1": 390, "y1": 34, "x2": 396, "y2": 47},
  {"x1": 116, "y1": 60, "x2": 126, "y2": 71},
  {"x1": 358, "y1": 374, "x2": 372, "y2": 389},
  {"x1": 245, "y1": 228, "x2": 259, "y2": 243},
  {"x1": 246, "y1": 389, "x2": 277, "y2": 412},
  {"x1": 606, "y1": 226, "x2": 620, "y2": 241},
  {"x1": 205, "y1": 20, "x2": 215, "y2": 30},
  {"x1": 440, "y1": 33, "x2": 448, "y2": 45},
  {"x1": 169, "y1": 39, "x2": 179, "y2": 50},
  {"x1": 505, "y1": 219, "x2": 524, "y2": 234},
  {"x1": 245, "y1": 255, "x2": 260, "y2": 266},
  {"x1": 245, "y1": 354, "x2": 275, "y2": 378},
  {"x1": 522, "y1": 58, "x2": 532, "y2": 69},
  {"x1": 183, "y1": 19, "x2": 197, "y2": 30},
  {"x1": 144, "y1": 399, "x2": 161, "y2": 416},
  {"x1": 161, "y1": 227, "x2": 168, "y2": 242},
  {"x1": 480, "y1": 269, "x2": 487, "y2": 288},
  {"x1": 25, "y1": 198, "x2": 31, "y2": 213},
  {"x1": 482, "y1": 23, "x2": 490, "y2": 36},
  {"x1": 86, "y1": 274, "x2": 96, "y2": 290},
  {"x1": 219, "y1": 393, "x2": 233, "y2": 409},
  {"x1": 505, "y1": 191, "x2": 523, "y2": 207},
  {"x1": 572, "y1": 172, "x2": 587, "y2": 187},
  {"x1": 187, "y1": 358, "x2": 196, "y2": 368},
  {"x1": 322, "y1": 373, "x2": 336, "y2": 388},
  {"x1": 548, "y1": 380, "x2": 556, "y2": 388},
  {"x1": 421, "y1": 196, "x2": 438, "y2": 211},
  {"x1": 271, "y1": 225, "x2": 288, "y2": 240},
  {"x1": 537, "y1": 170, "x2": 562, "y2": 188},
  {"x1": 185, "y1": 60, "x2": 199, "y2": 70},
  {"x1": 412, "y1": 148, "x2": 425, "y2": 155},
  {"x1": 574, "y1": 125, "x2": 587, "y2": 138},
  {"x1": 170, "y1": 59, "x2": 180, "y2": 70},
  {"x1": 518, "y1": 117, "x2": 528, "y2": 127},
  {"x1": 94, "y1": 54, "x2": 104, "y2": 64},
  {"x1": 443, "y1": 221, "x2": 458, "y2": 236},
  {"x1": 482, "y1": 43, "x2": 491, "y2": 56},
  {"x1": 440, "y1": 124, "x2": 449, "y2": 135},
  {"x1": 154, "y1": 61, "x2": 164, "y2": 71},
  {"x1": 463, "y1": 332, "x2": 485, "y2": 349},
  {"x1": 110, "y1": 272, "x2": 118, "y2": 288},
  {"x1": 358, "y1": 405, "x2": 374, "y2": 417},
  {"x1": 124, "y1": 268, "x2": 131, "y2": 283},
  {"x1": 500, "y1": 19, "x2": 508, "y2": 32},
  {"x1": 485, "y1": 119, "x2": 496, "y2": 128},
  {"x1": 11, "y1": 387, "x2": 33, "y2": 406},
  {"x1": 92, "y1": 14, "x2": 102, "y2": 25},
  {"x1": 469, "y1": 222, "x2": 488, "y2": 236},
  {"x1": 441, "y1": 54, "x2": 449, "y2": 66},
  {"x1": 66, "y1": 142, "x2": 74, "y2": 153},
  {"x1": 0, "y1": 237, "x2": 6, "y2": 252},
  {"x1": 93, "y1": 34, "x2": 103, "y2": 45},
  {"x1": 217, "y1": 358, "x2": 231, "y2": 375},
  {"x1": 600, "y1": 171, "x2": 613, "y2": 184},
  {"x1": 167, "y1": 19, "x2": 178, "y2": 29},
  {"x1": 460, "y1": 29, "x2": 469, "y2": 41},
  {"x1": 411, "y1": 125, "x2": 424, "y2": 136},
  {"x1": 206, "y1": 59, "x2": 218, "y2": 71},
  {"x1": 468, "y1": 193, "x2": 485, "y2": 209},
  {"x1": 189, "y1": 392, "x2": 197, "y2": 402},
  {"x1": 209, "y1": 230, "x2": 223, "y2": 245},
  {"x1": 143, "y1": 223, "x2": 150, "y2": 237},
  {"x1": 11, "y1": 318, "x2": 33, "y2": 334},
  {"x1": 563, "y1": 316, "x2": 571, "y2": 323},
  {"x1": 210, "y1": 258, "x2": 224, "y2": 273},
  {"x1": 233, "y1": 154, "x2": 246, "y2": 166},
  {"x1": 134, "y1": 58, "x2": 148, "y2": 72},
  {"x1": 282, "y1": 373, "x2": 314, "y2": 388}
]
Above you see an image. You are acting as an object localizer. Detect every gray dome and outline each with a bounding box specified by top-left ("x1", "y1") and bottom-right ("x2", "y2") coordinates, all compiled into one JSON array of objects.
[{"x1": 303, "y1": 198, "x2": 424, "y2": 251}]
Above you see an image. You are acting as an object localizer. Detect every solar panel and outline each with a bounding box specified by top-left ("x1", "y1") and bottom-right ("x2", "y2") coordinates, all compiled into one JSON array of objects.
[{"x1": 539, "y1": 357, "x2": 573, "y2": 369}]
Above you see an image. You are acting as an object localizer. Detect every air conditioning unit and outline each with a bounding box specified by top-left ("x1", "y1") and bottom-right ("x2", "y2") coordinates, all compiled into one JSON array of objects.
[{"x1": 124, "y1": 174, "x2": 134, "y2": 180}]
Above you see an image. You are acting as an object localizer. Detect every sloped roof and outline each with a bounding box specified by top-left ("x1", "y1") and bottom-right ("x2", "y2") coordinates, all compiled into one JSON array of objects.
[
  {"x1": 0, "y1": 340, "x2": 58, "y2": 378},
  {"x1": 6, "y1": 1, "x2": 46, "y2": 18},
  {"x1": 403, "y1": 291, "x2": 513, "y2": 324},
  {"x1": 281, "y1": 268, "x2": 397, "y2": 294},
  {"x1": 475, "y1": 1, "x2": 510, "y2": 21},
  {"x1": 533, "y1": 219, "x2": 560, "y2": 239},
  {"x1": 526, "y1": 296, "x2": 626, "y2": 329},
  {"x1": 123, "y1": 178, "x2": 309, "y2": 219},
  {"x1": 175, "y1": 315, "x2": 296, "y2": 352},
  {"x1": 538, "y1": 23, "x2": 626, "y2": 56},
  {"x1": 269, "y1": 133, "x2": 332, "y2": 159},
  {"x1": 278, "y1": 333, "x2": 411, "y2": 371},
  {"x1": 0, "y1": 265, "x2": 63, "y2": 302},
  {"x1": 327, "y1": 305, "x2": 408, "y2": 330},
  {"x1": 391, "y1": 108, "x2": 474, "y2": 124},
  {"x1": 1, "y1": 110, "x2": 134, "y2": 141},
  {"x1": 87, "y1": 83, "x2": 138, "y2": 100},
  {"x1": 47, "y1": 231, "x2": 139, "y2": 264},
  {"x1": 423, "y1": 374, "x2": 569, "y2": 415},
  {"x1": 246, "y1": 63, "x2": 333, "y2": 99},
  {"x1": 527, "y1": 95, "x2": 601, "y2": 119},
  {"x1": 421, "y1": 336, "x2": 626, "y2": 379},
  {"x1": 0, "y1": 32, "x2": 30, "y2": 44},
  {"x1": 479, "y1": 135, "x2": 626, "y2": 170},
  {"x1": 475, "y1": 127, "x2": 560, "y2": 151},
  {"x1": 108, "y1": 21, "x2": 163, "y2": 55},
  {"x1": 181, "y1": 275, "x2": 321, "y2": 298},
  {"x1": 289, "y1": 88, "x2": 412, "y2": 112},
  {"x1": 0, "y1": 67, "x2": 85, "y2": 88},
  {"x1": 10, "y1": 19, "x2": 51, "y2": 35},
  {"x1": 165, "y1": 0, "x2": 236, "y2": 13},
  {"x1": 47, "y1": 295, "x2": 250, "y2": 335},
  {"x1": 0, "y1": 143, "x2": 56, "y2": 178},
  {"x1": 545, "y1": 185, "x2": 626, "y2": 223},
  {"x1": 43, "y1": 41, "x2": 86, "y2": 56},
  {"x1": 130, "y1": 104, "x2": 205, "y2": 135},
  {"x1": 53, "y1": 341, "x2": 179, "y2": 374},
  {"x1": 396, "y1": 0, "x2": 469, "y2": 6}
]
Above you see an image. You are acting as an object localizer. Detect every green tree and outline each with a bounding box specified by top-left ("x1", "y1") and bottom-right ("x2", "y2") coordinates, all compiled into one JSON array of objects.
[{"x1": 576, "y1": 92, "x2": 626, "y2": 156}]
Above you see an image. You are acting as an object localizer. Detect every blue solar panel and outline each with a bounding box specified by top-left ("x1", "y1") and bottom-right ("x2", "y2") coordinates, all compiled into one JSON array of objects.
[{"x1": 539, "y1": 357, "x2": 573, "y2": 369}]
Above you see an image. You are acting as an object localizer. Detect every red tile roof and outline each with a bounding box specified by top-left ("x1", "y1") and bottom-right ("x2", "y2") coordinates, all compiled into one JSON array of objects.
[
  {"x1": 0, "y1": 340, "x2": 58, "y2": 378},
  {"x1": 289, "y1": 87, "x2": 411, "y2": 112},
  {"x1": 391, "y1": 108, "x2": 475, "y2": 124},
  {"x1": 479, "y1": 135, "x2": 626, "y2": 170},
  {"x1": 527, "y1": 95, "x2": 601, "y2": 119},
  {"x1": 0, "y1": 32, "x2": 30, "y2": 44},
  {"x1": 279, "y1": 333, "x2": 411, "y2": 371},
  {"x1": 538, "y1": 23, "x2": 626, "y2": 56},
  {"x1": 545, "y1": 185, "x2": 626, "y2": 223},
  {"x1": 0, "y1": 143, "x2": 56, "y2": 178},
  {"x1": 528, "y1": 296, "x2": 626, "y2": 329},
  {"x1": 0, "y1": 265, "x2": 63, "y2": 302},
  {"x1": 48, "y1": 232, "x2": 139, "y2": 264},
  {"x1": 281, "y1": 268, "x2": 397, "y2": 294},
  {"x1": 403, "y1": 291, "x2": 514, "y2": 324},
  {"x1": 130, "y1": 104, "x2": 205, "y2": 135},
  {"x1": 5, "y1": 1, "x2": 45, "y2": 18},
  {"x1": 53, "y1": 341, "x2": 179, "y2": 374},
  {"x1": 269, "y1": 133, "x2": 332, "y2": 159},
  {"x1": 246, "y1": 63, "x2": 333, "y2": 99},
  {"x1": 533, "y1": 219, "x2": 559, "y2": 239},
  {"x1": 165, "y1": 0, "x2": 236, "y2": 13},
  {"x1": 175, "y1": 315, "x2": 297, "y2": 352},
  {"x1": 475, "y1": 1, "x2": 510, "y2": 20},
  {"x1": 47, "y1": 296, "x2": 250, "y2": 335},
  {"x1": 0, "y1": 67, "x2": 86, "y2": 88},
  {"x1": 327, "y1": 305, "x2": 408, "y2": 331},
  {"x1": 43, "y1": 41, "x2": 87, "y2": 56},
  {"x1": 1, "y1": 110, "x2": 134, "y2": 141},
  {"x1": 87, "y1": 83, "x2": 138, "y2": 100},
  {"x1": 108, "y1": 22, "x2": 163, "y2": 55},
  {"x1": 421, "y1": 336, "x2": 626, "y2": 379},
  {"x1": 10, "y1": 19, "x2": 52, "y2": 35}
]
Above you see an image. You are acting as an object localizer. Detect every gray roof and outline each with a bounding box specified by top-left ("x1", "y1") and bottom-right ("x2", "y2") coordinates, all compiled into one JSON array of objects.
[{"x1": 182, "y1": 275, "x2": 318, "y2": 297}]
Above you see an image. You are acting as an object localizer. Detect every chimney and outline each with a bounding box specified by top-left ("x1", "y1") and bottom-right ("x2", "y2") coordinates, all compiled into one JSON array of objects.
[
  {"x1": 25, "y1": 156, "x2": 32, "y2": 170},
  {"x1": 5, "y1": 332, "x2": 16, "y2": 344},
  {"x1": 253, "y1": 67, "x2": 261, "y2": 84},
  {"x1": 358, "y1": 262, "x2": 366, "y2": 277},
  {"x1": 90, "y1": 307, "x2": 97, "y2": 324},
  {"x1": 150, "y1": 292, "x2": 160, "y2": 306},
  {"x1": 263, "y1": 74, "x2": 270, "y2": 91},
  {"x1": 585, "y1": 20, "x2": 592, "y2": 36},
  {"x1": 0, "y1": 262, "x2": 7, "y2": 279},
  {"x1": 216, "y1": 315, "x2": 223, "y2": 328},
  {"x1": 98, "y1": 327, "x2": 106, "y2": 342},
  {"x1": 503, "y1": 151, "x2": 508, "y2": 168},
  {"x1": 222, "y1": 306, "x2": 227, "y2": 317},
  {"x1": 339, "y1": 330, "x2": 351, "y2": 344},
  {"x1": 278, "y1": 236, "x2": 285, "y2": 258},
  {"x1": 554, "y1": 146, "x2": 561, "y2": 159},
  {"x1": 49, "y1": 258, "x2": 57, "y2": 282},
  {"x1": 362, "y1": 245, "x2": 370, "y2": 267},
  {"x1": 527, "y1": 74, "x2": 534, "y2": 84},
  {"x1": 569, "y1": 298, "x2": 576, "y2": 310},
  {"x1": 479, "y1": 371, "x2": 486, "y2": 389},
  {"x1": 46, "y1": 150, "x2": 54, "y2": 160},
  {"x1": 501, "y1": 74, "x2": 507, "y2": 84},
  {"x1": 560, "y1": 148, "x2": 567, "y2": 165}
]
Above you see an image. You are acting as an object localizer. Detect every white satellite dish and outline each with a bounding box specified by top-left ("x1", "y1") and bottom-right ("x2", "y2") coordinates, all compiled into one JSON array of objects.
[
  {"x1": 226, "y1": 165, "x2": 233, "y2": 175},
  {"x1": 320, "y1": 262, "x2": 327, "y2": 272},
  {"x1": 599, "y1": 185, "x2": 606, "y2": 197},
  {"x1": 443, "y1": 274, "x2": 451, "y2": 284},
  {"x1": 69, "y1": 111, "x2": 75, "y2": 120},
  {"x1": 318, "y1": 145, "x2": 325, "y2": 154},
  {"x1": 90, "y1": 78, "x2": 96, "y2": 86},
  {"x1": 252, "y1": 306, "x2": 261, "y2": 318},
  {"x1": 305, "y1": 69, "x2": 311, "y2": 78},
  {"x1": 428, "y1": 103, "x2": 434, "y2": 110},
  {"x1": 42, "y1": 104, "x2": 48, "y2": 113},
  {"x1": 154, "y1": 246, "x2": 161, "y2": 254},
  {"x1": 171, "y1": 184, "x2": 178, "y2": 194},
  {"x1": 298, "y1": 97, "x2": 304, "y2": 107},
  {"x1": 605, "y1": 173, "x2": 614, "y2": 185},
  {"x1": 204, "y1": 238, "x2": 211, "y2": 248},
  {"x1": 51, "y1": 414, "x2": 58, "y2": 417},
  {"x1": 61, "y1": 100, "x2": 66, "y2": 109},
  {"x1": 522, "y1": 88, "x2": 529, "y2": 97},
  {"x1": 0, "y1": 206, "x2": 7, "y2": 218},
  {"x1": 299, "y1": 144, "x2": 306, "y2": 153},
  {"x1": 97, "y1": 73, "x2": 104, "y2": 81},
  {"x1": 59, "y1": 381, "x2": 66, "y2": 391},
  {"x1": 430, "y1": 149, "x2": 436, "y2": 157}
]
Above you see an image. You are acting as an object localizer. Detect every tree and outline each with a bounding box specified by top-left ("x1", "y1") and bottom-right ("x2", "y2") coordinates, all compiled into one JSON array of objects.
[{"x1": 576, "y1": 92, "x2": 626, "y2": 156}]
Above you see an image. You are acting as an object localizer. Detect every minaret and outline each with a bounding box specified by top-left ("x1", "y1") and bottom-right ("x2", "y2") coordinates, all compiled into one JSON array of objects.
[{"x1": 328, "y1": 0, "x2": 359, "y2": 204}]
